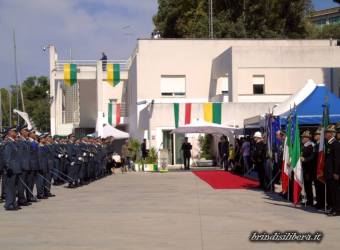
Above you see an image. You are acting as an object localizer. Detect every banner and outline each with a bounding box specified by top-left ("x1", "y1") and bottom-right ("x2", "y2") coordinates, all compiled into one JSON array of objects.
[
  {"x1": 64, "y1": 64, "x2": 77, "y2": 86},
  {"x1": 107, "y1": 63, "x2": 120, "y2": 86}
]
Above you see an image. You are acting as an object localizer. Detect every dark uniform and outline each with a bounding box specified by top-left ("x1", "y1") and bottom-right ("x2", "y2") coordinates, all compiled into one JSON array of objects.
[
  {"x1": 325, "y1": 125, "x2": 340, "y2": 216},
  {"x1": 17, "y1": 134, "x2": 31, "y2": 205},
  {"x1": 313, "y1": 128, "x2": 325, "y2": 209},
  {"x1": 27, "y1": 137, "x2": 39, "y2": 202},
  {"x1": 3, "y1": 129, "x2": 21, "y2": 210},
  {"x1": 0, "y1": 138, "x2": 5, "y2": 202},
  {"x1": 251, "y1": 133, "x2": 267, "y2": 190},
  {"x1": 181, "y1": 138, "x2": 192, "y2": 170},
  {"x1": 218, "y1": 137, "x2": 229, "y2": 171},
  {"x1": 300, "y1": 131, "x2": 316, "y2": 206}
]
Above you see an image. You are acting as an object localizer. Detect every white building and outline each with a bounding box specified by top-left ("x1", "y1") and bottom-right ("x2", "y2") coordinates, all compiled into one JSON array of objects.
[{"x1": 49, "y1": 39, "x2": 340, "y2": 164}]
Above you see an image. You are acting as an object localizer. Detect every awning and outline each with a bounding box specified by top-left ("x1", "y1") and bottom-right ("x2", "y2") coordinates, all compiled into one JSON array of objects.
[
  {"x1": 171, "y1": 119, "x2": 235, "y2": 136},
  {"x1": 89, "y1": 124, "x2": 130, "y2": 139}
]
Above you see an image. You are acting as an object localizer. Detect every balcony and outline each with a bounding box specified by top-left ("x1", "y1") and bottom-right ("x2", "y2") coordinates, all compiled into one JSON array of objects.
[{"x1": 54, "y1": 60, "x2": 129, "y2": 80}]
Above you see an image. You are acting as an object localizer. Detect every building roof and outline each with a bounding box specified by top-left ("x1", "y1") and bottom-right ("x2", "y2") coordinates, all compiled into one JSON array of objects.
[{"x1": 311, "y1": 7, "x2": 340, "y2": 18}]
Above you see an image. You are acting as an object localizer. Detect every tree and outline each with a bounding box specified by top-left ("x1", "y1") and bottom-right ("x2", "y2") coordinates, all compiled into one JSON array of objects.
[
  {"x1": 153, "y1": 0, "x2": 313, "y2": 39},
  {"x1": 0, "y1": 76, "x2": 50, "y2": 131},
  {"x1": 21, "y1": 76, "x2": 50, "y2": 131}
]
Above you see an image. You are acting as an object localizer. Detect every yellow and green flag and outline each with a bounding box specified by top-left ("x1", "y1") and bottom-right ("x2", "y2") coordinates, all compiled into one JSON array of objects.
[
  {"x1": 107, "y1": 63, "x2": 120, "y2": 86},
  {"x1": 203, "y1": 103, "x2": 222, "y2": 124},
  {"x1": 64, "y1": 64, "x2": 77, "y2": 86}
]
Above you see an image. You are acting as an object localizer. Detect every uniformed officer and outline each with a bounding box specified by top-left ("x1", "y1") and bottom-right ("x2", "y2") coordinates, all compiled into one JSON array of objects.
[
  {"x1": 181, "y1": 137, "x2": 192, "y2": 170},
  {"x1": 313, "y1": 127, "x2": 325, "y2": 209},
  {"x1": 66, "y1": 134, "x2": 77, "y2": 188},
  {"x1": 3, "y1": 126, "x2": 21, "y2": 210},
  {"x1": 37, "y1": 134, "x2": 49, "y2": 199},
  {"x1": 324, "y1": 125, "x2": 340, "y2": 216},
  {"x1": 251, "y1": 132, "x2": 267, "y2": 190},
  {"x1": 17, "y1": 125, "x2": 32, "y2": 206},
  {"x1": 45, "y1": 135, "x2": 55, "y2": 197},
  {"x1": 27, "y1": 130, "x2": 39, "y2": 202},
  {"x1": 300, "y1": 130, "x2": 316, "y2": 206},
  {"x1": 52, "y1": 136, "x2": 63, "y2": 185},
  {"x1": 0, "y1": 135, "x2": 5, "y2": 203}
]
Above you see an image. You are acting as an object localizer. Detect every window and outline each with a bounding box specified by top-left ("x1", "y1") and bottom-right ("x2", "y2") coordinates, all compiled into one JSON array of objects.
[
  {"x1": 217, "y1": 75, "x2": 229, "y2": 95},
  {"x1": 330, "y1": 16, "x2": 340, "y2": 24},
  {"x1": 160, "y1": 75, "x2": 186, "y2": 97},
  {"x1": 252, "y1": 75, "x2": 265, "y2": 95}
]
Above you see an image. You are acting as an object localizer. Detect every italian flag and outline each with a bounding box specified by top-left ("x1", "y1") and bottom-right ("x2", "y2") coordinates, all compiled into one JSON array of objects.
[
  {"x1": 64, "y1": 64, "x2": 77, "y2": 86},
  {"x1": 317, "y1": 103, "x2": 329, "y2": 183},
  {"x1": 291, "y1": 116, "x2": 304, "y2": 205},
  {"x1": 203, "y1": 103, "x2": 222, "y2": 124},
  {"x1": 173, "y1": 103, "x2": 192, "y2": 128},
  {"x1": 108, "y1": 102, "x2": 121, "y2": 126},
  {"x1": 281, "y1": 137, "x2": 290, "y2": 194},
  {"x1": 107, "y1": 64, "x2": 120, "y2": 86}
]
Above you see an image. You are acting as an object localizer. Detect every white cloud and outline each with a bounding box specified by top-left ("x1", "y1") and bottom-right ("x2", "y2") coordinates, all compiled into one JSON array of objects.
[{"x1": 0, "y1": 0, "x2": 158, "y2": 86}]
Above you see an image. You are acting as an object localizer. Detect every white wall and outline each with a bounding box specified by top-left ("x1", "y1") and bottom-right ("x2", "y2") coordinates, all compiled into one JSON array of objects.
[
  {"x1": 135, "y1": 39, "x2": 334, "y2": 102},
  {"x1": 79, "y1": 80, "x2": 97, "y2": 128}
]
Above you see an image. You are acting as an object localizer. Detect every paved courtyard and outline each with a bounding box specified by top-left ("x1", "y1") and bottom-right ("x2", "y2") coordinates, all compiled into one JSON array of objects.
[{"x1": 0, "y1": 171, "x2": 339, "y2": 250}]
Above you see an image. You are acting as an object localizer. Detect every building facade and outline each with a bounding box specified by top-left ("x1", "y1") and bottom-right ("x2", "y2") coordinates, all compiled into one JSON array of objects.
[
  {"x1": 49, "y1": 39, "x2": 340, "y2": 164},
  {"x1": 311, "y1": 7, "x2": 340, "y2": 26}
]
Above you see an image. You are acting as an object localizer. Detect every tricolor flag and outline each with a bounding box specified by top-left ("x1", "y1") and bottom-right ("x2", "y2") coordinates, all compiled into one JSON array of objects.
[
  {"x1": 317, "y1": 102, "x2": 329, "y2": 183},
  {"x1": 281, "y1": 136, "x2": 290, "y2": 194},
  {"x1": 203, "y1": 103, "x2": 222, "y2": 124},
  {"x1": 281, "y1": 115, "x2": 292, "y2": 194},
  {"x1": 173, "y1": 103, "x2": 192, "y2": 128},
  {"x1": 290, "y1": 113, "x2": 304, "y2": 204},
  {"x1": 108, "y1": 102, "x2": 121, "y2": 126},
  {"x1": 64, "y1": 64, "x2": 77, "y2": 86},
  {"x1": 107, "y1": 64, "x2": 120, "y2": 86}
]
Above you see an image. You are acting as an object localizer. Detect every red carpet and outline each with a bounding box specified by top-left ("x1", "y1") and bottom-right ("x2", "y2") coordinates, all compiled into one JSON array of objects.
[{"x1": 193, "y1": 170, "x2": 259, "y2": 189}]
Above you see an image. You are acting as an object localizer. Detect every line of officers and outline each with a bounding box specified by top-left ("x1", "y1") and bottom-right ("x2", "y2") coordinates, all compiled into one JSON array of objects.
[
  {"x1": 277, "y1": 123, "x2": 340, "y2": 216},
  {"x1": 0, "y1": 125, "x2": 115, "y2": 211}
]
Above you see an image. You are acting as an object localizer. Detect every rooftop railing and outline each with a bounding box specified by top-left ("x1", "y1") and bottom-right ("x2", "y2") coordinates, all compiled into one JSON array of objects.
[{"x1": 56, "y1": 60, "x2": 129, "y2": 71}]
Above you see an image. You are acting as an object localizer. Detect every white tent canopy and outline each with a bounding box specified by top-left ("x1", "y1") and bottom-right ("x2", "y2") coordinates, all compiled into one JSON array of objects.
[
  {"x1": 89, "y1": 124, "x2": 130, "y2": 139},
  {"x1": 273, "y1": 79, "x2": 318, "y2": 116},
  {"x1": 171, "y1": 119, "x2": 235, "y2": 136}
]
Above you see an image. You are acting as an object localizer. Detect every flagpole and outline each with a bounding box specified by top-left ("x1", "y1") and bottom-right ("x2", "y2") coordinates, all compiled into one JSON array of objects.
[{"x1": 325, "y1": 182, "x2": 327, "y2": 213}]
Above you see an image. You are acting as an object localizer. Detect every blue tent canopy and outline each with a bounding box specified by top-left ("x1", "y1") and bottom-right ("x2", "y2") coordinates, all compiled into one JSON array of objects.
[{"x1": 280, "y1": 85, "x2": 340, "y2": 125}]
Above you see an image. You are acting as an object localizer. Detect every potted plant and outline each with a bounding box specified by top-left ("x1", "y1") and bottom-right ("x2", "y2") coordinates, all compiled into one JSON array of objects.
[
  {"x1": 127, "y1": 138, "x2": 142, "y2": 171},
  {"x1": 144, "y1": 147, "x2": 158, "y2": 172}
]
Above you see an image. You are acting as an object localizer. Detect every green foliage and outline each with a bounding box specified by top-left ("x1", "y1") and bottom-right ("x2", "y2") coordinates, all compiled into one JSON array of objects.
[
  {"x1": 1, "y1": 76, "x2": 50, "y2": 131},
  {"x1": 22, "y1": 76, "x2": 50, "y2": 131},
  {"x1": 153, "y1": 0, "x2": 313, "y2": 39},
  {"x1": 145, "y1": 147, "x2": 158, "y2": 164},
  {"x1": 128, "y1": 138, "x2": 141, "y2": 161},
  {"x1": 315, "y1": 24, "x2": 340, "y2": 39},
  {"x1": 198, "y1": 134, "x2": 213, "y2": 160}
]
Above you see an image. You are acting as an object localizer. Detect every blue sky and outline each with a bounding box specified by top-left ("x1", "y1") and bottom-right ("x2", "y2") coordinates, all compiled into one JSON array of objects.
[
  {"x1": 314, "y1": 0, "x2": 338, "y2": 10},
  {"x1": 0, "y1": 0, "x2": 338, "y2": 87}
]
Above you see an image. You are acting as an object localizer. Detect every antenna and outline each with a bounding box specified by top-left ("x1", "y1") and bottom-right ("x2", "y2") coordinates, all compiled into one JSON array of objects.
[{"x1": 13, "y1": 29, "x2": 20, "y2": 125}]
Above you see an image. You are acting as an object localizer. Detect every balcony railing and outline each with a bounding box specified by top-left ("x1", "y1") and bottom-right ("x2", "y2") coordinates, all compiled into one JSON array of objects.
[{"x1": 56, "y1": 60, "x2": 129, "y2": 71}]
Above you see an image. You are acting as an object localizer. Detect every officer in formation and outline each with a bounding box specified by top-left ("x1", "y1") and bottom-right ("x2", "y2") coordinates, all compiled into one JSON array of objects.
[
  {"x1": 300, "y1": 130, "x2": 315, "y2": 206},
  {"x1": 324, "y1": 125, "x2": 340, "y2": 216},
  {"x1": 295, "y1": 126, "x2": 340, "y2": 216},
  {"x1": 0, "y1": 126, "x2": 115, "y2": 211}
]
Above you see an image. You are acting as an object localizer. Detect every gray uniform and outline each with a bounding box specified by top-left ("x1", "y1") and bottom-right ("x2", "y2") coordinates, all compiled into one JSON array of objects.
[
  {"x1": 0, "y1": 140, "x2": 5, "y2": 200},
  {"x1": 66, "y1": 143, "x2": 77, "y2": 186},
  {"x1": 3, "y1": 138, "x2": 21, "y2": 209},
  {"x1": 27, "y1": 139, "x2": 39, "y2": 200},
  {"x1": 37, "y1": 144, "x2": 49, "y2": 198},
  {"x1": 17, "y1": 137, "x2": 31, "y2": 204}
]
